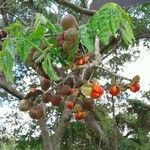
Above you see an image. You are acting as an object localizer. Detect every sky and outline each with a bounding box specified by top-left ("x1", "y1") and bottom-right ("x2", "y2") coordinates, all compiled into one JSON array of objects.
[{"x1": 123, "y1": 43, "x2": 150, "y2": 91}]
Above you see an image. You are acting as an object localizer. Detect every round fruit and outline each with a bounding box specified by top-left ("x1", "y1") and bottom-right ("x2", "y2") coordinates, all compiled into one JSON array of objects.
[
  {"x1": 90, "y1": 84, "x2": 104, "y2": 99},
  {"x1": 60, "y1": 14, "x2": 78, "y2": 31},
  {"x1": 56, "y1": 35, "x2": 64, "y2": 47},
  {"x1": 50, "y1": 95, "x2": 62, "y2": 106},
  {"x1": 75, "y1": 112, "x2": 83, "y2": 121},
  {"x1": 92, "y1": 84, "x2": 104, "y2": 95},
  {"x1": 109, "y1": 85, "x2": 120, "y2": 96},
  {"x1": 64, "y1": 28, "x2": 78, "y2": 42},
  {"x1": 18, "y1": 99, "x2": 33, "y2": 111},
  {"x1": 66, "y1": 101, "x2": 74, "y2": 110},
  {"x1": 76, "y1": 57, "x2": 87, "y2": 65},
  {"x1": 129, "y1": 82, "x2": 140, "y2": 92},
  {"x1": 59, "y1": 85, "x2": 72, "y2": 96},
  {"x1": 40, "y1": 76, "x2": 50, "y2": 91},
  {"x1": 62, "y1": 41, "x2": 74, "y2": 52},
  {"x1": 90, "y1": 92, "x2": 101, "y2": 99},
  {"x1": 42, "y1": 92, "x2": 52, "y2": 103},
  {"x1": 29, "y1": 105, "x2": 43, "y2": 119}
]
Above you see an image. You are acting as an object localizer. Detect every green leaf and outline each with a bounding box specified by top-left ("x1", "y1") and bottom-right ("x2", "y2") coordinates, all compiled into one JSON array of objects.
[
  {"x1": 89, "y1": 2, "x2": 135, "y2": 46},
  {"x1": 66, "y1": 42, "x2": 79, "y2": 62},
  {"x1": 16, "y1": 37, "x2": 31, "y2": 62},
  {"x1": 0, "y1": 50, "x2": 14, "y2": 81},
  {"x1": 42, "y1": 55, "x2": 58, "y2": 81},
  {"x1": 29, "y1": 25, "x2": 45, "y2": 44},
  {"x1": 34, "y1": 13, "x2": 48, "y2": 28},
  {"x1": 80, "y1": 82, "x2": 92, "y2": 97},
  {"x1": 2, "y1": 39, "x2": 16, "y2": 59},
  {"x1": 5, "y1": 21, "x2": 22, "y2": 36},
  {"x1": 79, "y1": 25, "x2": 94, "y2": 52}
]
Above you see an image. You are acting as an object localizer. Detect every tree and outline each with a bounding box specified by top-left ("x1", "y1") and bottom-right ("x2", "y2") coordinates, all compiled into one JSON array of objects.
[{"x1": 0, "y1": 1, "x2": 150, "y2": 150}]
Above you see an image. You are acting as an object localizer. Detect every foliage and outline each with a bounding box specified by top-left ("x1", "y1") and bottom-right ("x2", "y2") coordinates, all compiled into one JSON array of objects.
[
  {"x1": 89, "y1": 3, "x2": 135, "y2": 45},
  {"x1": 0, "y1": 3, "x2": 134, "y2": 82}
]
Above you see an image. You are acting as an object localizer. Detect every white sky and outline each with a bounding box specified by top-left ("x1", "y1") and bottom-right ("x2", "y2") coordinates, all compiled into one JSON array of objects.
[{"x1": 123, "y1": 43, "x2": 150, "y2": 91}]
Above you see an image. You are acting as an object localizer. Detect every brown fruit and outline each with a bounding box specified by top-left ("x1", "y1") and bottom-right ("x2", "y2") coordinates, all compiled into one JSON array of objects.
[
  {"x1": 18, "y1": 99, "x2": 33, "y2": 111},
  {"x1": 60, "y1": 14, "x2": 78, "y2": 31},
  {"x1": 29, "y1": 105, "x2": 43, "y2": 119},
  {"x1": 40, "y1": 76, "x2": 50, "y2": 91},
  {"x1": 42, "y1": 92, "x2": 52, "y2": 103},
  {"x1": 64, "y1": 28, "x2": 78, "y2": 42},
  {"x1": 59, "y1": 85, "x2": 72, "y2": 96},
  {"x1": 62, "y1": 41, "x2": 74, "y2": 52},
  {"x1": 50, "y1": 95, "x2": 62, "y2": 106}
]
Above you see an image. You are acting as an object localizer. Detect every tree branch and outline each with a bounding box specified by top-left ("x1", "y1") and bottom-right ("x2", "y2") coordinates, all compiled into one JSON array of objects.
[
  {"x1": 84, "y1": 112, "x2": 110, "y2": 148},
  {"x1": 99, "y1": 66, "x2": 131, "y2": 81},
  {"x1": 52, "y1": 108, "x2": 72, "y2": 150},
  {"x1": 55, "y1": 0, "x2": 96, "y2": 16},
  {"x1": 38, "y1": 103, "x2": 52, "y2": 150}
]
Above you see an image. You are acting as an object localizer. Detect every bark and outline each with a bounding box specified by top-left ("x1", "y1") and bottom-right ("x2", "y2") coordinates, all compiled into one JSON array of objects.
[
  {"x1": 90, "y1": 0, "x2": 150, "y2": 10},
  {"x1": 51, "y1": 109, "x2": 72, "y2": 150},
  {"x1": 85, "y1": 112, "x2": 110, "y2": 149},
  {"x1": 38, "y1": 103, "x2": 52, "y2": 150}
]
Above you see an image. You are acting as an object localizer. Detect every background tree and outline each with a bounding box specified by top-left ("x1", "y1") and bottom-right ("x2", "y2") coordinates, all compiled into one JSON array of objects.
[{"x1": 0, "y1": 1, "x2": 150, "y2": 150}]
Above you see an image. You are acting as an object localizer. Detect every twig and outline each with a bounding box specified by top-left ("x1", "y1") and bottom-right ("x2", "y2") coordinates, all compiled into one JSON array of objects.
[
  {"x1": 55, "y1": 0, "x2": 96, "y2": 16},
  {"x1": 102, "y1": 39, "x2": 122, "y2": 61},
  {"x1": 49, "y1": 69, "x2": 77, "y2": 93},
  {"x1": 99, "y1": 66, "x2": 131, "y2": 81}
]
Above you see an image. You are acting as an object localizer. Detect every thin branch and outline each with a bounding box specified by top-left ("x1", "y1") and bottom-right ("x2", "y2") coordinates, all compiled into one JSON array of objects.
[
  {"x1": 49, "y1": 69, "x2": 77, "y2": 93},
  {"x1": 102, "y1": 39, "x2": 122, "y2": 60},
  {"x1": 52, "y1": 108, "x2": 72, "y2": 150},
  {"x1": 0, "y1": 81, "x2": 24, "y2": 100},
  {"x1": 55, "y1": 0, "x2": 96, "y2": 16},
  {"x1": 99, "y1": 66, "x2": 131, "y2": 81}
]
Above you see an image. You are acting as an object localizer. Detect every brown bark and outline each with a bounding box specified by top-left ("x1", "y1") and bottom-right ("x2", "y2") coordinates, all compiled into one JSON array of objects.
[{"x1": 52, "y1": 109, "x2": 72, "y2": 150}]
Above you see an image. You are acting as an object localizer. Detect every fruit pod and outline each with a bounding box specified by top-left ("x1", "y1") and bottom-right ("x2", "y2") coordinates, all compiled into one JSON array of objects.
[
  {"x1": 62, "y1": 41, "x2": 74, "y2": 53},
  {"x1": 42, "y1": 92, "x2": 52, "y2": 103},
  {"x1": 60, "y1": 14, "x2": 78, "y2": 31},
  {"x1": 64, "y1": 28, "x2": 78, "y2": 43},
  {"x1": 39, "y1": 76, "x2": 50, "y2": 91},
  {"x1": 18, "y1": 99, "x2": 33, "y2": 111},
  {"x1": 29, "y1": 104, "x2": 44, "y2": 119},
  {"x1": 59, "y1": 84, "x2": 72, "y2": 96},
  {"x1": 50, "y1": 95, "x2": 63, "y2": 106}
]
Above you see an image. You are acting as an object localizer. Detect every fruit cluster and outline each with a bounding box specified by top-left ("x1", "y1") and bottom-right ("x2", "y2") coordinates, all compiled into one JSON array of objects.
[
  {"x1": 18, "y1": 88, "x2": 44, "y2": 119},
  {"x1": 56, "y1": 14, "x2": 88, "y2": 66},
  {"x1": 108, "y1": 75, "x2": 140, "y2": 97},
  {"x1": 18, "y1": 74, "x2": 140, "y2": 121},
  {"x1": 56, "y1": 14, "x2": 78, "y2": 58}
]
